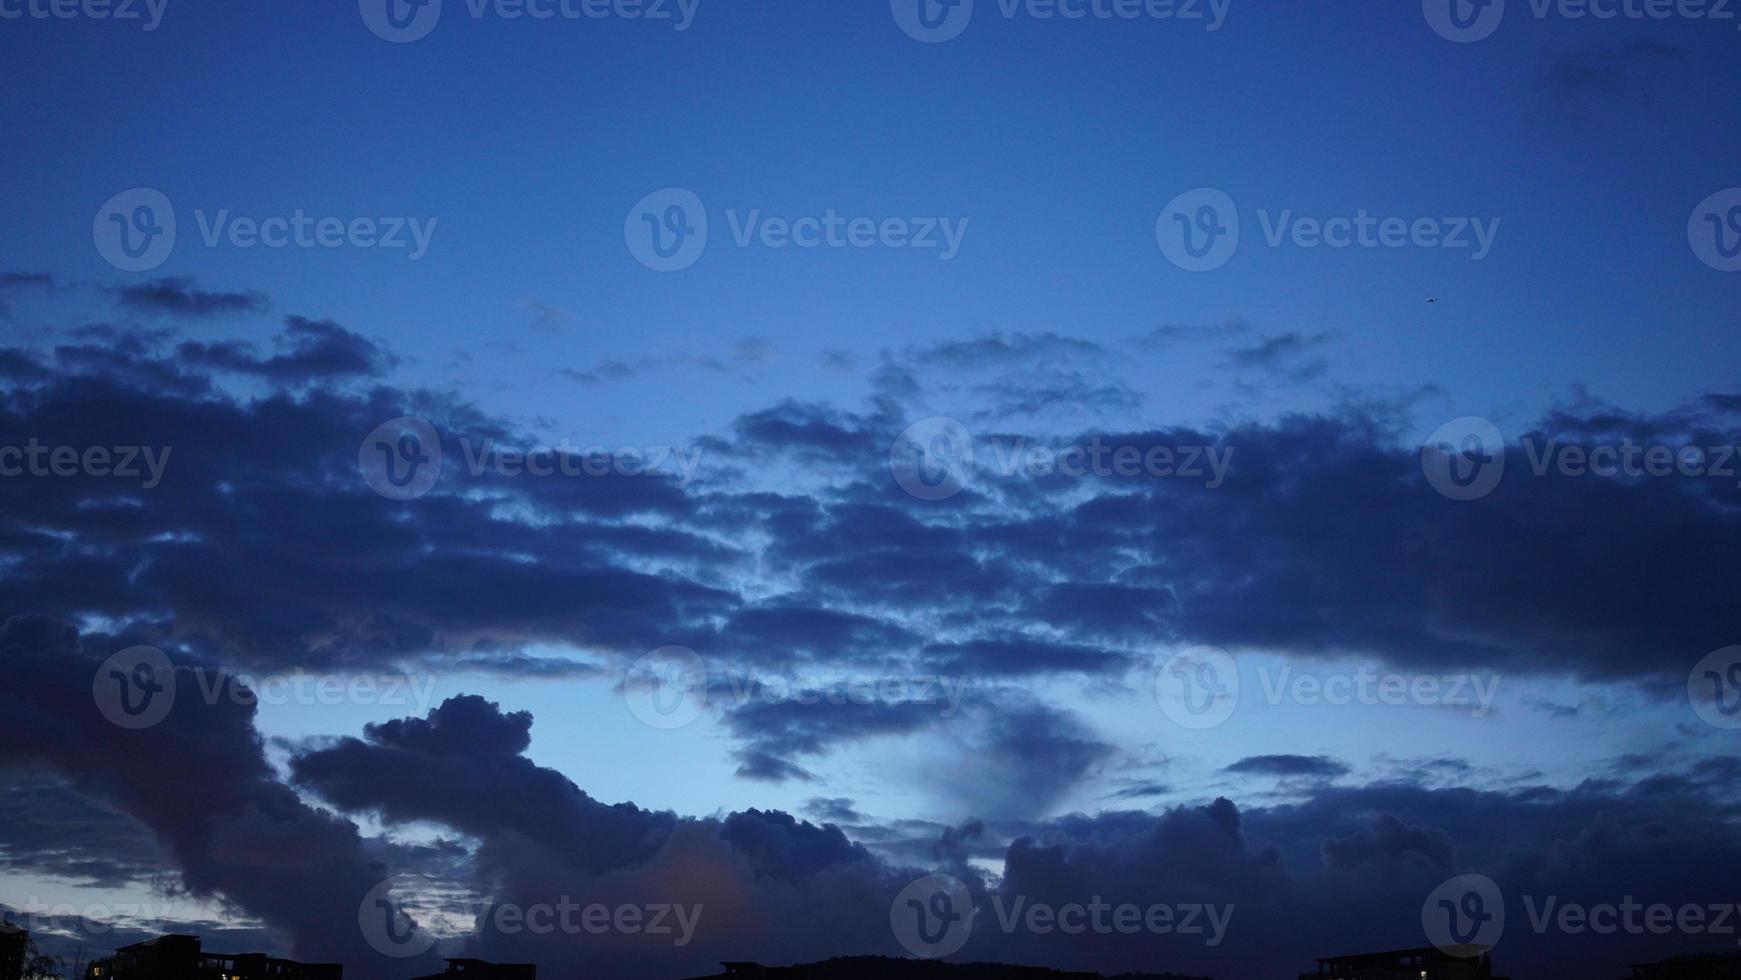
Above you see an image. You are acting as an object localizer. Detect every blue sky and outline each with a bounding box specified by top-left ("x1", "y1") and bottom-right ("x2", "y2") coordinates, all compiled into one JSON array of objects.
[
  {"x1": 2, "y1": 3, "x2": 1740, "y2": 979},
  {"x1": 6, "y1": 0, "x2": 1740, "y2": 437}
]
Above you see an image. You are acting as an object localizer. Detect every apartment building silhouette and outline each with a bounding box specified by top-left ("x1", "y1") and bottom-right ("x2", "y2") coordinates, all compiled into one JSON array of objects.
[
  {"x1": 85, "y1": 935, "x2": 340, "y2": 980},
  {"x1": 0, "y1": 922, "x2": 26, "y2": 980},
  {"x1": 1623, "y1": 952, "x2": 1741, "y2": 978},
  {"x1": 411, "y1": 959, "x2": 536, "y2": 980},
  {"x1": 1296, "y1": 946, "x2": 1508, "y2": 980}
]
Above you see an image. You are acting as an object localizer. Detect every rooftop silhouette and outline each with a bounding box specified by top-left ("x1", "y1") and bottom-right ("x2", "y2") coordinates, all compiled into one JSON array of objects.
[
  {"x1": 83, "y1": 935, "x2": 340, "y2": 980},
  {"x1": 683, "y1": 956, "x2": 1211, "y2": 979}
]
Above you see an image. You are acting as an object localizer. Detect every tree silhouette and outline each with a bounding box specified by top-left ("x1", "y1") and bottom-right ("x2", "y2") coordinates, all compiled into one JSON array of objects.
[{"x1": 21, "y1": 935, "x2": 64, "y2": 980}]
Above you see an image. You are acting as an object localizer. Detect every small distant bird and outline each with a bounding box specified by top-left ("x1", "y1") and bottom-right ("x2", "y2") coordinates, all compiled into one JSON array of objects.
[{"x1": 1426, "y1": 297, "x2": 1439, "y2": 304}]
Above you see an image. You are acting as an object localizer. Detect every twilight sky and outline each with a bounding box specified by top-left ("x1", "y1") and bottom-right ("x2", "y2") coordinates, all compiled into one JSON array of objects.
[{"x1": 2, "y1": 3, "x2": 1740, "y2": 979}]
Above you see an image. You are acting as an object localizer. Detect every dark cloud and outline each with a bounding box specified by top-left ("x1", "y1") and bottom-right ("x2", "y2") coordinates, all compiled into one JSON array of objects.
[
  {"x1": 5, "y1": 305, "x2": 1741, "y2": 978},
  {"x1": 804, "y1": 797, "x2": 866, "y2": 824},
  {"x1": 9, "y1": 619, "x2": 1741, "y2": 978},
  {"x1": 819, "y1": 349, "x2": 857, "y2": 372},
  {"x1": 0, "y1": 775, "x2": 172, "y2": 888},
  {"x1": 1224, "y1": 755, "x2": 1352, "y2": 779},
  {"x1": 906, "y1": 332, "x2": 1108, "y2": 369},
  {"x1": 1225, "y1": 331, "x2": 1331, "y2": 382},
  {"x1": 920, "y1": 636, "x2": 1134, "y2": 678},
  {"x1": 176, "y1": 315, "x2": 392, "y2": 382},
  {"x1": 558, "y1": 338, "x2": 776, "y2": 385},
  {"x1": 1536, "y1": 40, "x2": 1689, "y2": 117},
  {"x1": 0, "y1": 272, "x2": 57, "y2": 319},
  {"x1": 518, "y1": 297, "x2": 572, "y2": 331},
  {"x1": 733, "y1": 749, "x2": 819, "y2": 783},
  {"x1": 1320, "y1": 813, "x2": 1455, "y2": 872},
  {"x1": 4, "y1": 316, "x2": 1739, "y2": 708},
  {"x1": 729, "y1": 399, "x2": 889, "y2": 462},
  {"x1": 293, "y1": 696, "x2": 679, "y2": 877},
  {"x1": 0, "y1": 617, "x2": 400, "y2": 972},
  {"x1": 723, "y1": 697, "x2": 945, "y2": 782},
  {"x1": 1104, "y1": 783, "x2": 1173, "y2": 801},
  {"x1": 106, "y1": 278, "x2": 267, "y2": 317},
  {"x1": 972, "y1": 372, "x2": 1142, "y2": 420},
  {"x1": 930, "y1": 699, "x2": 1114, "y2": 819}
]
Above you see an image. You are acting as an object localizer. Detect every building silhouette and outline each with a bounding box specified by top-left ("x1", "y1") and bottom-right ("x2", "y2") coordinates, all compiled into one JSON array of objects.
[
  {"x1": 85, "y1": 935, "x2": 340, "y2": 980},
  {"x1": 1296, "y1": 946, "x2": 1507, "y2": 980},
  {"x1": 1, "y1": 922, "x2": 26, "y2": 980},
  {"x1": 411, "y1": 959, "x2": 536, "y2": 980},
  {"x1": 685, "y1": 958, "x2": 1208, "y2": 979},
  {"x1": 1623, "y1": 952, "x2": 1741, "y2": 978}
]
